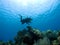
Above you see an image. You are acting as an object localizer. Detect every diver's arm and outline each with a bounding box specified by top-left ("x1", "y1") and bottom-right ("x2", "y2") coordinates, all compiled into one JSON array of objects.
[
  {"x1": 20, "y1": 15, "x2": 22, "y2": 22},
  {"x1": 18, "y1": 14, "x2": 22, "y2": 22}
]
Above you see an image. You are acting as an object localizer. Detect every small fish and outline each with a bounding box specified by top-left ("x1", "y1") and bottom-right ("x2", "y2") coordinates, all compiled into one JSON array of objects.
[{"x1": 19, "y1": 15, "x2": 32, "y2": 24}]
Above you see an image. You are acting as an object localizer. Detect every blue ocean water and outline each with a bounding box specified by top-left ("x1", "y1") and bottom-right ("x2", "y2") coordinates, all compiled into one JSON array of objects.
[{"x1": 0, "y1": 0, "x2": 60, "y2": 42}]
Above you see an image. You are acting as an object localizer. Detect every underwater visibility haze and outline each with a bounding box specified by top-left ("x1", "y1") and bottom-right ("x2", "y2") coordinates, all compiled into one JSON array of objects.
[{"x1": 0, "y1": 0, "x2": 60, "y2": 41}]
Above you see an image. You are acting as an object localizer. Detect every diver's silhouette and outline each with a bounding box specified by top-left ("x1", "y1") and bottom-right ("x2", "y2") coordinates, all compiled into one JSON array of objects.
[{"x1": 19, "y1": 15, "x2": 32, "y2": 24}]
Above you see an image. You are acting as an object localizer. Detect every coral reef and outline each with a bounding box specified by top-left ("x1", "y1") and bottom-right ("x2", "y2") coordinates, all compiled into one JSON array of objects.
[{"x1": 0, "y1": 26, "x2": 60, "y2": 45}]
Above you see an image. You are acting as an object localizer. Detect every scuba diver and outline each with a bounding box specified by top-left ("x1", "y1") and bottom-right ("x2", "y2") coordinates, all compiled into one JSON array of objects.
[{"x1": 19, "y1": 15, "x2": 32, "y2": 24}]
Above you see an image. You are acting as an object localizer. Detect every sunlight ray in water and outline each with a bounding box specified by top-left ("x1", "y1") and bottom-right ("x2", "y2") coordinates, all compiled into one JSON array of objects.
[{"x1": 0, "y1": 0, "x2": 59, "y2": 17}]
